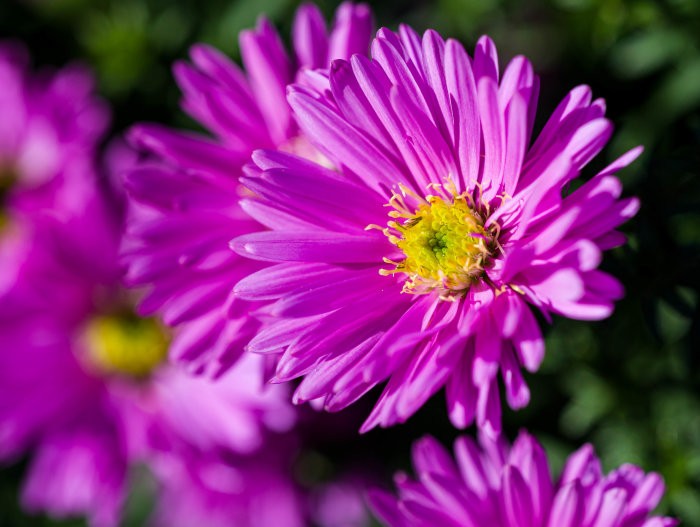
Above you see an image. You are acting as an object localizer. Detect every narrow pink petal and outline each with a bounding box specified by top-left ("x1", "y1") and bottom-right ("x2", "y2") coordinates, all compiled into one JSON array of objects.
[
  {"x1": 527, "y1": 84, "x2": 592, "y2": 164},
  {"x1": 230, "y1": 231, "x2": 388, "y2": 263},
  {"x1": 445, "y1": 38, "x2": 480, "y2": 188},
  {"x1": 473, "y1": 35, "x2": 499, "y2": 84},
  {"x1": 472, "y1": 316, "x2": 502, "y2": 385},
  {"x1": 502, "y1": 465, "x2": 535, "y2": 527},
  {"x1": 234, "y1": 262, "x2": 345, "y2": 300},
  {"x1": 628, "y1": 473, "x2": 665, "y2": 515},
  {"x1": 502, "y1": 93, "x2": 528, "y2": 196},
  {"x1": 239, "y1": 17, "x2": 294, "y2": 145},
  {"x1": 559, "y1": 443, "x2": 602, "y2": 487},
  {"x1": 477, "y1": 76, "x2": 506, "y2": 200},
  {"x1": 327, "y1": 2, "x2": 373, "y2": 62},
  {"x1": 446, "y1": 346, "x2": 477, "y2": 429},
  {"x1": 398, "y1": 24, "x2": 425, "y2": 73},
  {"x1": 597, "y1": 146, "x2": 644, "y2": 177},
  {"x1": 501, "y1": 343, "x2": 530, "y2": 409},
  {"x1": 247, "y1": 315, "x2": 322, "y2": 353},
  {"x1": 546, "y1": 481, "x2": 584, "y2": 527},
  {"x1": 590, "y1": 488, "x2": 627, "y2": 527},
  {"x1": 412, "y1": 435, "x2": 459, "y2": 480},
  {"x1": 421, "y1": 29, "x2": 452, "y2": 141},
  {"x1": 512, "y1": 305, "x2": 544, "y2": 372},
  {"x1": 292, "y1": 3, "x2": 328, "y2": 69},
  {"x1": 492, "y1": 289, "x2": 524, "y2": 338},
  {"x1": 499, "y1": 55, "x2": 538, "y2": 144},
  {"x1": 476, "y1": 380, "x2": 501, "y2": 438},
  {"x1": 239, "y1": 198, "x2": 318, "y2": 231},
  {"x1": 189, "y1": 43, "x2": 251, "y2": 95}
]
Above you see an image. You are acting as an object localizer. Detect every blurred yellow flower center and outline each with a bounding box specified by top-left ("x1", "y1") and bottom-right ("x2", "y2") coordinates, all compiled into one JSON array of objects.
[
  {"x1": 373, "y1": 183, "x2": 494, "y2": 297},
  {"x1": 83, "y1": 315, "x2": 169, "y2": 378}
]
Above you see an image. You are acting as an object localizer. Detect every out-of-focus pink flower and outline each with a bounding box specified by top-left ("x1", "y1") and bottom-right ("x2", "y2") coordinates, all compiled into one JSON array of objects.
[
  {"x1": 0, "y1": 142, "x2": 298, "y2": 527},
  {"x1": 122, "y1": 2, "x2": 373, "y2": 376},
  {"x1": 233, "y1": 26, "x2": 641, "y2": 434},
  {"x1": 369, "y1": 432, "x2": 678, "y2": 527}
]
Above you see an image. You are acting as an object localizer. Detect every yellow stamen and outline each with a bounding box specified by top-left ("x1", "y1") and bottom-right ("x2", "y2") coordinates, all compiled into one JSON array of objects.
[
  {"x1": 378, "y1": 182, "x2": 499, "y2": 297},
  {"x1": 83, "y1": 315, "x2": 169, "y2": 378}
]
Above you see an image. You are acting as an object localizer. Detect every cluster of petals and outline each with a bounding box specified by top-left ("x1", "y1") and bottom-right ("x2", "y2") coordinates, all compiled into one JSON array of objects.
[
  {"x1": 122, "y1": 2, "x2": 372, "y2": 375},
  {"x1": 369, "y1": 432, "x2": 678, "y2": 527},
  {"x1": 232, "y1": 25, "x2": 642, "y2": 434}
]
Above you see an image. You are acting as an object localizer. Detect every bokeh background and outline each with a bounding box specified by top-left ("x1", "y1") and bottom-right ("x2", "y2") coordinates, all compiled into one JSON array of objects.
[{"x1": 1, "y1": 0, "x2": 699, "y2": 525}]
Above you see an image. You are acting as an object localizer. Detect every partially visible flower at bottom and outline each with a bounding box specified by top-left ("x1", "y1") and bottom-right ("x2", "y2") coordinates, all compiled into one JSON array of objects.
[{"x1": 369, "y1": 432, "x2": 678, "y2": 527}]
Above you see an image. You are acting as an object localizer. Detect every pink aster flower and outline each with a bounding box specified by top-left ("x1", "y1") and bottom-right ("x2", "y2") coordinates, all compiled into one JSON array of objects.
[
  {"x1": 232, "y1": 27, "x2": 642, "y2": 434},
  {"x1": 368, "y1": 432, "x2": 678, "y2": 527},
  {"x1": 0, "y1": 41, "x2": 108, "y2": 219},
  {"x1": 123, "y1": 2, "x2": 373, "y2": 374},
  {"x1": 0, "y1": 153, "x2": 296, "y2": 526}
]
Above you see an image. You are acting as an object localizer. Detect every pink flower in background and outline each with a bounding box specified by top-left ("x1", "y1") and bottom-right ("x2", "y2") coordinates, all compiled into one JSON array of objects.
[
  {"x1": 369, "y1": 432, "x2": 677, "y2": 527},
  {"x1": 0, "y1": 41, "x2": 108, "y2": 218},
  {"x1": 122, "y1": 2, "x2": 373, "y2": 375},
  {"x1": 0, "y1": 153, "x2": 297, "y2": 526},
  {"x1": 233, "y1": 27, "x2": 641, "y2": 434},
  {"x1": 148, "y1": 441, "x2": 305, "y2": 527}
]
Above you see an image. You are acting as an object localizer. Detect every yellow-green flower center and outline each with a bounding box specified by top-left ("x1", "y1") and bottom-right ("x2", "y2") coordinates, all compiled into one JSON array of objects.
[
  {"x1": 83, "y1": 315, "x2": 169, "y2": 378},
  {"x1": 373, "y1": 183, "x2": 496, "y2": 297}
]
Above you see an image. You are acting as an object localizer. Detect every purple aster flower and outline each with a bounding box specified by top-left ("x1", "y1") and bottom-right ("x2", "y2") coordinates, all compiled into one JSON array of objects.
[
  {"x1": 0, "y1": 149, "x2": 296, "y2": 526},
  {"x1": 123, "y1": 2, "x2": 373, "y2": 374},
  {"x1": 368, "y1": 432, "x2": 678, "y2": 527},
  {"x1": 0, "y1": 41, "x2": 108, "y2": 219},
  {"x1": 232, "y1": 27, "x2": 642, "y2": 434}
]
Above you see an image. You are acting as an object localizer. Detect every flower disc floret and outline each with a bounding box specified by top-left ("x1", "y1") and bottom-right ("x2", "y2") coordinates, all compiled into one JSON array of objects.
[{"x1": 378, "y1": 184, "x2": 495, "y2": 296}]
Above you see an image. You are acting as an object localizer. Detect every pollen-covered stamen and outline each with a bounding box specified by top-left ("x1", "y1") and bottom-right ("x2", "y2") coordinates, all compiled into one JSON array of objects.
[
  {"x1": 377, "y1": 182, "x2": 497, "y2": 296},
  {"x1": 82, "y1": 315, "x2": 169, "y2": 378}
]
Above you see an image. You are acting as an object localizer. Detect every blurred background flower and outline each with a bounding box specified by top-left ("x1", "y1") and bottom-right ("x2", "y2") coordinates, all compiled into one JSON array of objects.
[{"x1": 0, "y1": 0, "x2": 698, "y2": 526}]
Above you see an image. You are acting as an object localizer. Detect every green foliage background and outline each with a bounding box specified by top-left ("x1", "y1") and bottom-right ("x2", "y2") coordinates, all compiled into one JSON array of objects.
[{"x1": 0, "y1": 0, "x2": 698, "y2": 525}]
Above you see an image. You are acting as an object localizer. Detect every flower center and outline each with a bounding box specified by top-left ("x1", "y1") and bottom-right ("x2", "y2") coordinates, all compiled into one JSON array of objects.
[
  {"x1": 375, "y1": 183, "x2": 496, "y2": 297},
  {"x1": 82, "y1": 315, "x2": 169, "y2": 378}
]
